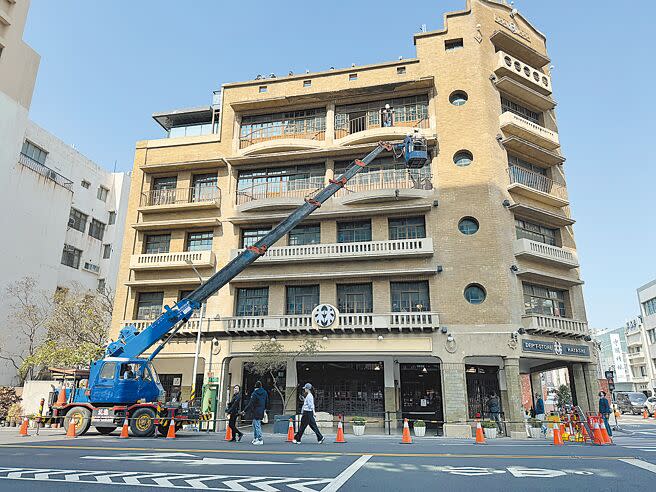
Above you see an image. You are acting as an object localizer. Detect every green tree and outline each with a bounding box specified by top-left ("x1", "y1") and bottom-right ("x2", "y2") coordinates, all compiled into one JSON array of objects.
[{"x1": 555, "y1": 384, "x2": 572, "y2": 410}]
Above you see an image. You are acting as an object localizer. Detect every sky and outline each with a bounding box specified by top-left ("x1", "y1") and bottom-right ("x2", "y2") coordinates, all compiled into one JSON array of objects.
[{"x1": 24, "y1": 1, "x2": 656, "y2": 330}]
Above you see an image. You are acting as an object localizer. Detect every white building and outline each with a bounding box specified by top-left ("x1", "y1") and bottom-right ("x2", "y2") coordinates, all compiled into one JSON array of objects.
[
  {"x1": 637, "y1": 279, "x2": 656, "y2": 393},
  {"x1": 624, "y1": 316, "x2": 654, "y2": 395}
]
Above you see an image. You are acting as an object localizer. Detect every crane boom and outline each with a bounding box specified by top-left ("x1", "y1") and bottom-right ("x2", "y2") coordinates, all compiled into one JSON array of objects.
[{"x1": 106, "y1": 136, "x2": 428, "y2": 359}]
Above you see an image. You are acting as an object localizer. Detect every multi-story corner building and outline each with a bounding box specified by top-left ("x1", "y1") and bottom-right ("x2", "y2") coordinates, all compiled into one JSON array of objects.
[
  {"x1": 593, "y1": 326, "x2": 636, "y2": 393},
  {"x1": 624, "y1": 316, "x2": 655, "y2": 395},
  {"x1": 638, "y1": 279, "x2": 656, "y2": 393},
  {"x1": 112, "y1": 0, "x2": 597, "y2": 436}
]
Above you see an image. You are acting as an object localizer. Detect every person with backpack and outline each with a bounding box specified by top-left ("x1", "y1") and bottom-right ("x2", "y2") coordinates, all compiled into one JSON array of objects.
[{"x1": 240, "y1": 381, "x2": 269, "y2": 445}]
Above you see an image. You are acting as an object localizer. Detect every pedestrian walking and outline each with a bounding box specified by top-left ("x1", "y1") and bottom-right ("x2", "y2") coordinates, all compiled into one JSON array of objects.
[
  {"x1": 225, "y1": 384, "x2": 243, "y2": 442},
  {"x1": 293, "y1": 383, "x2": 324, "y2": 444},
  {"x1": 534, "y1": 393, "x2": 545, "y2": 421},
  {"x1": 598, "y1": 391, "x2": 613, "y2": 437},
  {"x1": 240, "y1": 381, "x2": 268, "y2": 445},
  {"x1": 486, "y1": 392, "x2": 503, "y2": 435}
]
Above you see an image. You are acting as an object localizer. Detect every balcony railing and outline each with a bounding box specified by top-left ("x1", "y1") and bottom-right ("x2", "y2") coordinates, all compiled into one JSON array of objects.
[
  {"x1": 335, "y1": 113, "x2": 429, "y2": 138},
  {"x1": 129, "y1": 250, "x2": 215, "y2": 270},
  {"x1": 239, "y1": 116, "x2": 326, "y2": 149},
  {"x1": 495, "y1": 51, "x2": 552, "y2": 94},
  {"x1": 18, "y1": 153, "x2": 73, "y2": 191},
  {"x1": 123, "y1": 319, "x2": 202, "y2": 334},
  {"x1": 514, "y1": 238, "x2": 578, "y2": 268},
  {"x1": 508, "y1": 165, "x2": 567, "y2": 201},
  {"x1": 338, "y1": 168, "x2": 433, "y2": 195},
  {"x1": 521, "y1": 313, "x2": 589, "y2": 337},
  {"x1": 140, "y1": 186, "x2": 220, "y2": 207},
  {"x1": 236, "y1": 176, "x2": 324, "y2": 205},
  {"x1": 499, "y1": 111, "x2": 559, "y2": 149},
  {"x1": 234, "y1": 238, "x2": 434, "y2": 263}
]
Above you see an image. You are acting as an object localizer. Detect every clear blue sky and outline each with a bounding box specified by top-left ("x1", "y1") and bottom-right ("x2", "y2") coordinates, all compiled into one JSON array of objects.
[{"x1": 25, "y1": 1, "x2": 656, "y2": 329}]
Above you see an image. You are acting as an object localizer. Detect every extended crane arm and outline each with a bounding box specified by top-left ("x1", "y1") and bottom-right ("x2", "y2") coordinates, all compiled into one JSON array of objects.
[{"x1": 107, "y1": 135, "x2": 427, "y2": 359}]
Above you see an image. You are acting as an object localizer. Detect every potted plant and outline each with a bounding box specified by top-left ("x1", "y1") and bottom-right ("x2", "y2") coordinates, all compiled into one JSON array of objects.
[
  {"x1": 413, "y1": 419, "x2": 426, "y2": 437},
  {"x1": 528, "y1": 418, "x2": 542, "y2": 439},
  {"x1": 352, "y1": 417, "x2": 366, "y2": 436},
  {"x1": 482, "y1": 420, "x2": 497, "y2": 439},
  {"x1": 7, "y1": 403, "x2": 23, "y2": 427}
]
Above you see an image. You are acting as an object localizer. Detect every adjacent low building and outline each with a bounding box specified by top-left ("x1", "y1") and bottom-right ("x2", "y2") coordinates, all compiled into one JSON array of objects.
[{"x1": 638, "y1": 279, "x2": 656, "y2": 393}]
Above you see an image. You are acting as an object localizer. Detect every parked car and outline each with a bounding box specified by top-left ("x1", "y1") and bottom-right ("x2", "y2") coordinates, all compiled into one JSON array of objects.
[
  {"x1": 643, "y1": 396, "x2": 656, "y2": 416},
  {"x1": 614, "y1": 392, "x2": 648, "y2": 415}
]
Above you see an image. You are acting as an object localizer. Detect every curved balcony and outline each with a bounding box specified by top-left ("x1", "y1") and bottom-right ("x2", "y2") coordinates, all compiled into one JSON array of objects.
[
  {"x1": 235, "y1": 176, "x2": 324, "y2": 212},
  {"x1": 138, "y1": 186, "x2": 220, "y2": 212},
  {"x1": 514, "y1": 238, "x2": 578, "y2": 269},
  {"x1": 494, "y1": 51, "x2": 552, "y2": 96},
  {"x1": 521, "y1": 313, "x2": 589, "y2": 338},
  {"x1": 507, "y1": 165, "x2": 568, "y2": 207},
  {"x1": 129, "y1": 250, "x2": 216, "y2": 270},
  {"x1": 500, "y1": 111, "x2": 559, "y2": 150},
  {"x1": 238, "y1": 116, "x2": 326, "y2": 155},
  {"x1": 335, "y1": 115, "x2": 429, "y2": 146},
  {"x1": 336, "y1": 168, "x2": 433, "y2": 205}
]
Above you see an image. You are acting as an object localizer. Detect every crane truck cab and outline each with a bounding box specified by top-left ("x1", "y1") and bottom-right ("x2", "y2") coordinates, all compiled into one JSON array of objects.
[{"x1": 88, "y1": 357, "x2": 163, "y2": 404}]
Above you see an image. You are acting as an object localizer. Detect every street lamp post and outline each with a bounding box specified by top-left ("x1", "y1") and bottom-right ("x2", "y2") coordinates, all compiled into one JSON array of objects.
[{"x1": 185, "y1": 258, "x2": 206, "y2": 405}]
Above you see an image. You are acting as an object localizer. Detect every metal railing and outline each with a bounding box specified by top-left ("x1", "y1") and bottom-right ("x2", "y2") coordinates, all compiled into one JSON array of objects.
[
  {"x1": 239, "y1": 116, "x2": 326, "y2": 149},
  {"x1": 337, "y1": 168, "x2": 433, "y2": 195},
  {"x1": 335, "y1": 113, "x2": 429, "y2": 138},
  {"x1": 140, "y1": 186, "x2": 220, "y2": 207},
  {"x1": 18, "y1": 153, "x2": 73, "y2": 191},
  {"x1": 236, "y1": 176, "x2": 324, "y2": 205},
  {"x1": 508, "y1": 165, "x2": 567, "y2": 200}
]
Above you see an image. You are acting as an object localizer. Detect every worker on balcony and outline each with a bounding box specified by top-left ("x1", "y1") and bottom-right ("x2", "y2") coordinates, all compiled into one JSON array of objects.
[{"x1": 381, "y1": 104, "x2": 394, "y2": 127}]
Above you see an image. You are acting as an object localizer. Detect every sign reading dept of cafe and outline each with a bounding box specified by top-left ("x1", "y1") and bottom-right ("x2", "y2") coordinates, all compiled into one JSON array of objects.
[{"x1": 522, "y1": 340, "x2": 590, "y2": 358}]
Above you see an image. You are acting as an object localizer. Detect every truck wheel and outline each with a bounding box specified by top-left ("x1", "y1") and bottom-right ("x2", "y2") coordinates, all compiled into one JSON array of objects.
[
  {"x1": 130, "y1": 408, "x2": 156, "y2": 437},
  {"x1": 64, "y1": 407, "x2": 91, "y2": 436},
  {"x1": 96, "y1": 426, "x2": 117, "y2": 435}
]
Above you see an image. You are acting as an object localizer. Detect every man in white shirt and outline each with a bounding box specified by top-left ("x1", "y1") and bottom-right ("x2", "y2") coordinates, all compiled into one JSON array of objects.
[{"x1": 293, "y1": 383, "x2": 325, "y2": 444}]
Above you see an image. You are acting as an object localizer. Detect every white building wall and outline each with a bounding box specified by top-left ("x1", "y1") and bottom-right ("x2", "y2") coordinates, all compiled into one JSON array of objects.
[{"x1": 638, "y1": 280, "x2": 656, "y2": 390}]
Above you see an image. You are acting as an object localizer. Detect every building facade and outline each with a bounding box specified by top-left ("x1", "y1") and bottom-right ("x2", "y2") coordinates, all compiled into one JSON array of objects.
[
  {"x1": 112, "y1": 0, "x2": 597, "y2": 436},
  {"x1": 638, "y1": 279, "x2": 656, "y2": 393}
]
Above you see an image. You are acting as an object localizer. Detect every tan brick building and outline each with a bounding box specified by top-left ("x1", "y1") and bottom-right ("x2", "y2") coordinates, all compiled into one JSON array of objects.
[{"x1": 112, "y1": 0, "x2": 598, "y2": 436}]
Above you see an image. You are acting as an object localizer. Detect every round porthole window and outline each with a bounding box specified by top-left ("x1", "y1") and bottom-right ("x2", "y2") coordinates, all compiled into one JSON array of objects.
[
  {"x1": 458, "y1": 217, "x2": 479, "y2": 235},
  {"x1": 464, "y1": 284, "x2": 486, "y2": 304},
  {"x1": 449, "y1": 91, "x2": 468, "y2": 106},
  {"x1": 453, "y1": 150, "x2": 473, "y2": 167}
]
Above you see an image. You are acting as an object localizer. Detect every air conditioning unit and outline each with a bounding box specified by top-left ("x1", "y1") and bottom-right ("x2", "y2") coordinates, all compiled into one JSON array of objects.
[{"x1": 67, "y1": 218, "x2": 75, "y2": 228}]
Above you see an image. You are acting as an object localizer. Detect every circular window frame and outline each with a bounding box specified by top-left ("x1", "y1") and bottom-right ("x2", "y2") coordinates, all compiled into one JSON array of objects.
[
  {"x1": 458, "y1": 217, "x2": 479, "y2": 235},
  {"x1": 464, "y1": 284, "x2": 487, "y2": 305},
  {"x1": 453, "y1": 150, "x2": 474, "y2": 167},
  {"x1": 449, "y1": 90, "x2": 469, "y2": 106}
]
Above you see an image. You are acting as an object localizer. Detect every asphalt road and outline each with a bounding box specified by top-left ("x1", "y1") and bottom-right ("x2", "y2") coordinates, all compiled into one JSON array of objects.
[{"x1": 0, "y1": 417, "x2": 655, "y2": 491}]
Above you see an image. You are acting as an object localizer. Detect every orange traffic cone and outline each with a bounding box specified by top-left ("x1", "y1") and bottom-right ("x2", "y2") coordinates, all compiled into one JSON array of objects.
[
  {"x1": 334, "y1": 417, "x2": 346, "y2": 443},
  {"x1": 166, "y1": 417, "x2": 176, "y2": 439},
  {"x1": 552, "y1": 426, "x2": 564, "y2": 446},
  {"x1": 592, "y1": 421, "x2": 604, "y2": 445},
  {"x1": 643, "y1": 409, "x2": 649, "y2": 419},
  {"x1": 599, "y1": 421, "x2": 612, "y2": 445},
  {"x1": 66, "y1": 418, "x2": 77, "y2": 438},
  {"x1": 401, "y1": 418, "x2": 413, "y2": 444},
  {"x1": 119, "y1": 417, "x2": 129, "y2": 439},
  {"x1": 55, "y1": 387, "x2": 67, "y2": 407},
  {"x1": 225, "y1": 421, "x2": 233, "y2": 441},
  {"x1": 475, "y1": 421, "x2": 486, "y2": 444},
  {"x1": 18, "y1": 417, "x2": 29, "y2": 437},
  {"x1": 286, "y1": 419, "x2": 295, "y2": 443}
]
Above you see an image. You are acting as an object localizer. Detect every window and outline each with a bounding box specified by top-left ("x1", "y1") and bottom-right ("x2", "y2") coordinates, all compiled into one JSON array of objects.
[
  {"x1": 236, "y1": 287, "x2": 269, "y2": 316},
  {"x1": 144, "y1": 234, "x2": 170, "y2": 254},
  {"x1": 88, "y1": 219, "x2": 106, "y2": 240},
  {"x1": 97, "y1": 186, "x2": 109, "y2": 202},
  {"x1": 389, "y1": 217, "x2": 426, "y2": 240},
  {"x1": 397, "y1": 66, "x2": 406, "y2": 75},
  {"x1": 21, "y1": 140, "x2": 48, "y2": 165},
  {"x1": 191, "y1": 173, "x2": 218, "y2": 202},
  {"x1": 445, "y1": 38, "x2": 464, "y2": 51},
  {"x1": 286, "y1": 285, "x2": 319, "y2": 314},
  {"x1": 523, "y1": 283, "x2": 567, "y2": 317},
  {"x1": 508, "y1": 155, "x2": 547, "y2": 176},
  {"x1": 103, "y1": 244, "x2": 112, "y2": 259},
  {"x1": 108, "y1": 211, "x2": 116, "y2": 225},
  {"x1": 337, "y1": 283, "x2": 373, "y2": 313},
  {"x1": 99, "y1": 362, "x2": 116, "y2": 380},
  {"x1": 136, "y1": 292, "x2": 164, "y2": 319},
  {"x1": 303, "y1": 80, "x2": 312, "y2": 87},
  {"x1": 337, "y1": 220, "x2": 371, "y2": 243},
  {"x1": 259, "y1": 86, "x2": 268, "y2": 93},
  {"x1": 335, "y1": 95, "x2": 429, "y2": 132},
  {"x1": 168, "y1": 123, "x2": 215, "y2": 138},
  {"x1": 501, "y1": 96, "x2": 540, "y2": 125},
  {"x1": 237, "y1": 164, "x2": 324, "y2": 201},
  {"x1": 643, "y1": 297, "x2": 656, "y2": 316},
  {"x1": 464, "y1": 284, "x2": 486, "y2": 304},
  {"x1": 68, "y1": 208, "x2": 88, "y2": 233},
  {"x1": 241, "y1": 227, "x2": 271, "y2": 248},
  {"x1": 83, "y1": 261, "x2": 100, "y2": 273},
  {"x1": 288, "y1": 224, "x2": 320, "y2": 245},
  {"x1": 186, "y1": 231, "x2": 213, "y2": 251},
  {"x1": 391, "y1": 281, "x2": 430, "y2": 312},
  {"x1": 81, "y1": 180, "x2": 91, "y2": 189},
  {"x1": 641, "y1": 366, "x2": 648, "y2": 377},
  {"x1": 240, "y1": 110, "x2": 327, "y2": 145},
  {"x1": 449, "y1": 91, "x2": 468, "y2": 106},
  {"x1": 153, "y1": 176, "x2": 178, "y2": 190},
  {"x1": 515, "y1": 218, "x2": 557, "y2": 246},
  {"x1": 97, "y1": 278, "x2": 106, "y2": 293},
  {"x1": 453, "y1": 150, "x2": 473, "y2": 167},
  {"x1": 349, "y1": 73, "x2": 358, "y2": 81},
  {"x1": 648, "y1": 329, "x2": 656, "y2": 345},
  {"x1": 458, "y1": 217, "x2": 479, "y2": 235},
  {"x1": 61, "y1": 244, "x2": 82, "y2": 269}
]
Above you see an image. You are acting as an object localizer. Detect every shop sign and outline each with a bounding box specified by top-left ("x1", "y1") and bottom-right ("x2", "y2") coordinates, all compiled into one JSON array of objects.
[
  {"x1": 522, "y1": 340, "x2": 589, "y2": 357},
  {"x1": 312, "y1": 304, "x2": 339, "y2": 329}
]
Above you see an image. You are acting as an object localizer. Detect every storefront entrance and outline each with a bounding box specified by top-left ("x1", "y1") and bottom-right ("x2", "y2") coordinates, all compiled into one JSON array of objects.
[
  {"x1": 465, "y1": 365, "x2": 501, "y2": 419},
  {"x1": 400, "y1": 363, "x2": 443, "y2": 429},
  {"x1": 241, "y1": 365, "x2": 286, "y2": 418}
]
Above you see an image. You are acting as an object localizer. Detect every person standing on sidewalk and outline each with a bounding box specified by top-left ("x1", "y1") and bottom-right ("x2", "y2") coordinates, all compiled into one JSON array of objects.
[
  {"x1": 293, "y1": 383, "x2": 324, "y2": 444},
  {"x1": 599, "y1": 391, "x2": 613, "y2": 437},
  {"x1": 534, "y1": 393, "x2": 545, "y2": 421},
  {"x1": 486, "y1": 392, "x2": 503, "y2": 435},
  {"x1": 225, "y1": 384, "x2": 243, "y2": 442},
  {"x1": 241, "y1": 381, "x2": 268, "y2": 445}
]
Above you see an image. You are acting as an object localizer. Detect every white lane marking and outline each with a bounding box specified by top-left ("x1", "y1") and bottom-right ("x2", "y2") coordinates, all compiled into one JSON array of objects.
[
  {"x1": 620, "y1": 458, "x2": 656, "y2": 474},
  {"x1": 321, "y1": 454, "x2": 372, "y2": 492},
  {"x1": 82, "y1": 453, "x2": 294, "y2": 466}
]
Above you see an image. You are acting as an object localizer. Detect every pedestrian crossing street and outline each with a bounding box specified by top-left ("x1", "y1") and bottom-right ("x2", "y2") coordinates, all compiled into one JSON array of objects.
[{"x1": 0, "y1": 467, "x2": 333, "y2": 491}]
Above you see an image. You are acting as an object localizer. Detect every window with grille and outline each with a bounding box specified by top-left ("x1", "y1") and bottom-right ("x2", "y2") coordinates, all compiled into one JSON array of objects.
[
  {"x1": 643, "y1": 297, "x2": 656, "y2": 316},
  {"x1": 68, "y1": 208, "x2": 88, "y2": 233},
  {"x1": 153, "y1": 176, "x2": 177, "y2": 190},
  {"x1": 108, "y1": 211, "x2": 116, "y2": 225},
  {"x1": 88, "y1": 219, "x2": 106, "y2": 240},
  {"x1": 61, "y1": 244, "x2": 82, "y2": 269},
  {"x1": 337, "y1": 283, "x2": 373, "y2": 313},
  {"x1": 237, "y1": 164, "x2": 324, "y2": 200},
  {"x1": 97, "y1": 186, "x2": 109, "y2": 202},
  {"x1": 515, "y1": 219, "x2": 557, "y2": 246},
  {"x1": 240, "y1": 109, "x2": 327, "y2": 141},
  {"x1": 391, "y1": 281, "x2": 430, "y2": 312},
  {"x1": 236, "y1": 288, "x2": 269, "y2": 316},
  {"x1": 389, "y1": 216, "x2": 426, "y2": 240},
  {"x1": 186, "y1": 231, "x2": 213, "y2": 251},
  {"x1": 508, "y1": 155, "x2": 547, "y2": 176},
  {"x1": 337, "y1": 220, "x2": 371, "y2": 243},
  {"x1": 523, "y1": 283, "x2": 567, "y2": 317},
  {"x1": 192, "y1": 173, "x2": 218, "y2": 201},
  {"x1": 144, "y1": 234, "x2": 170, "y2": 254},
  {"x1": 102, "y1": 244, "x2": 112, "y2": 259},
  {"x1": 501, "y1": 96, "x2": 541, "y2": 124},
  {"x1": 21, "y1": 140, "x2": 48, "y2": 164},
  {"x1": 288, "y1": 224, "x2": 320, "y2": 245},
  {"x1": 335, "y1": 95, "x2": 428, "y2": 131},
  {"x1": 137, "y1": 292, "x2": 164, "y2": 319},
  {"x1": 286, "y1": 285, "x2": 319, "y2": 315},
  {"x1": 241, "y1": 227, "x2": 272, "y2": 248}
]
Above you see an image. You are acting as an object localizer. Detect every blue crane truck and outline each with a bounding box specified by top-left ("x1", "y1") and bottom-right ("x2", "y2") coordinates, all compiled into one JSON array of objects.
[{"x1": 52, "y1": 135, "x2": 428, "y2": 437}]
